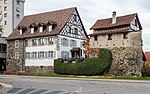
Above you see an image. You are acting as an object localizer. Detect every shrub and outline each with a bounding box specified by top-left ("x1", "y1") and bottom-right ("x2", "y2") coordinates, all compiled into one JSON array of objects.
[
  {"x1": 142, "y1": 65, "x2": 150, "y2": 77},
  {"x1": 54, "y1": 48, "x2": 112, "y2": 76},
  {"x1": 98, "y1": 48, "x2": 112, "y2": 74}
]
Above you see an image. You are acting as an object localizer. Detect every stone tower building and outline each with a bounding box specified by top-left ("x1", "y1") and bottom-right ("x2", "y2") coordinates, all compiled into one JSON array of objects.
[{"x1": 89, "y1": 12, "x2": 145, "y2": 76}]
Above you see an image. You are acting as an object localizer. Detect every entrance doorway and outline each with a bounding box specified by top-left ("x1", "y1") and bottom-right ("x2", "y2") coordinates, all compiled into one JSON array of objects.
[
  {"x1": 70, "y1": 47, "x2": 82, "y2": 58},
  {"x1": 0, "y1": 58, "x2": 6, "y2": 71}
]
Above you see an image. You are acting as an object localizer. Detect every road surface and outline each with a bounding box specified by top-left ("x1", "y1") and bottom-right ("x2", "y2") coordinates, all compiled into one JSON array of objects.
[{"x1": 0, "y1": 75, "x2": 150, "y2": 94}]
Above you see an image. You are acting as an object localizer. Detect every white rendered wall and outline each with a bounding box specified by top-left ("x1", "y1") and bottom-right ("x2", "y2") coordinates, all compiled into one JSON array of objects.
[
  {"x1": 58, "y1": 35, "x2": 85, "y2": 58},
  {"x1": 25, "y1": 38, "x2": 57, "y2": 66}
]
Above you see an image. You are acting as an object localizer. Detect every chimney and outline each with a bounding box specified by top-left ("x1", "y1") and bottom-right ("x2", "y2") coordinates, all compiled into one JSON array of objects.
[{"x1": 112, "y1": 11, "x2": 116, "y2": 24}]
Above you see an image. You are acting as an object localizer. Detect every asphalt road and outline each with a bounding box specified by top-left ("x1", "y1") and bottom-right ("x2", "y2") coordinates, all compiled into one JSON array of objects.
[{"x1": 0, "y1": 75, "x2": 150, "y2": 94}]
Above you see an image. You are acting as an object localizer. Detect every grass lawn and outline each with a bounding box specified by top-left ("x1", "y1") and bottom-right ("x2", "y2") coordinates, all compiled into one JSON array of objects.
[{"x1": 20, "y1": 73, "x2": 150, "y2": 80}]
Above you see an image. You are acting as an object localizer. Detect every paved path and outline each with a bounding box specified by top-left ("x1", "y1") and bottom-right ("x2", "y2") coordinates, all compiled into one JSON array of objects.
[{"x1": 0, "y1": 75, "x2": 150, "y2": 94}]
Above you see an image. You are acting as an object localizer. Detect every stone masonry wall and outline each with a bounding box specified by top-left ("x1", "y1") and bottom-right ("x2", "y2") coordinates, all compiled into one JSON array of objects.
[
  {"x1": 7, "y1": 40, "x2": 25, "y2": 73},
  {"x1": 25, "y1": 66, "x2": 54, "y2": 74},
  {"x1": 108, "y1": 47, "x2": 144, "y2": 76}
]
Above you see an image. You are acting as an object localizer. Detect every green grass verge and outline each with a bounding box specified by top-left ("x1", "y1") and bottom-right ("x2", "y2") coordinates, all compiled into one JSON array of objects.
[{"x1": 20, "y1": 73, "x2": 150, "y2": 80}]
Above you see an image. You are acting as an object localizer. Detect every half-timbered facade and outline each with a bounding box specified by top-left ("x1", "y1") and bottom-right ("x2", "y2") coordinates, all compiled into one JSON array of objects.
[{"x1": 7, "y1": 7, "x2": 88, "y2": 73}]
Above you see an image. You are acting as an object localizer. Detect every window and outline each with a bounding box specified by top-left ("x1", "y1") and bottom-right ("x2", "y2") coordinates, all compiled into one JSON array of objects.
[
  {"x1": 74, "y1": 28, "x2": 78, "y2": 35},
  {"x1": 61, "y1": 38, "x2": 69, "y2": 46},
  {"x1": 45, "y1": 52, "x2": 47, "y2": 58},
  {"x1": 39, "y1": 26, "x2": 43, "y2": 32},
  {"x1": 15, "y1": 40, "x2": 19, "y2": 48},
  {"x1": 80, "y1": 41, "x2": 83, "y2": 47},
  {"x1": 61, "y1": 51, "x2": 69, "y2": 59},
  {"x1": 32, "y1": 39, "x2": 37, "y2": 46},
  {"x1": 74, "y1": 15, "x2": 77, "y2": 21},
  {"x1": 31, "y1": 52, "x2": 37, "y2": 59},
  {"x1": 94, "y1": 36, "x2": 98, "y2": 41},
  {"x1": 4, "y1": 0, "x2": 7, "y2": 4},
  {"x1": 123, "y1": 33, "x2": 128, "y2": 39},
  {"x1": 48, "y1": 37, "x2": 53, "y2": 45},
  {"x1": 31, "y1": 28, "x2": 34, "y2": 34},
  {"x1": 70, "y1": 40, "x2": 77, "y2": 47},
  {"x1": 108, "y1": 34, "x2": 112, "y2": 40},
  {"x1": 68, "y1": 27, "x2": 71, "y2": 33},
  {"x1": 16, "y1": 0, "x2": 20, "y2": 5},
  {"x1": 16, "y1": 7, "x2": 20, "y2": 12},
  {"x1": 25, "y1": 40, "x2": 29, "y2": 47},
  {"x1": 16, "y1": 14, "x2": 20, "y2": 19},
  {"x1": 4, "y1": 13, "x2": 7, "y2": 17},
  {"x1": 26, "y1": 52, "x2": 30, "y2": 59},
  {"x1": 0, "y1": 44, "x2": 7, "y2": 52},
  {"x1": 38, "y1": 38, "x2": 44, "y2": 46},
  {"x1": 48, "y1": 25, "x2": 52, "y2": 32},
  {"x1": 38, "y1": 51, "x2": 45, "y2": 58},
  {"x1": 4, "y1": 6, "x2": 7, "y2": 11},
  {"x1": 15, "y1": 52, "x2": 19, "y2": 59},
  {"x1": 4, "y1": 21, "x2": 7, "y2": 25},
  {"x1": 48, "y1": 51, "x2": 56, "y2": 58},
  {"x1": 1, "y1": 44, "x2": 6, "y2": 52}
]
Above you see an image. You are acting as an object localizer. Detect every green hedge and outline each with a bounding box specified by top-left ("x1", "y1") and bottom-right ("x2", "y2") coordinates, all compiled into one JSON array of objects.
[
  {"x1": 54, "y1": 48, "x2": 112, "y2": 76},
  {"x1": 142, "y1": 65, "x2": 150, "y2": 77}
]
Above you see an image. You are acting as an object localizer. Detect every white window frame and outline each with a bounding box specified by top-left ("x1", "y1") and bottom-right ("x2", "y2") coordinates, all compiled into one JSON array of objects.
[
  {"x1": 48, "y1": 51, "x2": 56, "y2": 58},
  {"x1": 61, "y1": 51, "x2": 69, "y2": 59},
  {"x1": 39, "y1": 26, "x2": 43, "y2": 32},
  {"x1": 32, "y1": 39, "x2": 37, "y2": 46},
  {"x1": 61, "y1": 38, "x2": 69, "y2": 47},
  {"x1": 48, "y1": 25, "x2": 52, "y2": 32},
  {"x1": 38, "y1": 38, "x2": 44, "y2": 46},
  {"x1": 15, "y1": 40, "x2": 19, "y2": 48},
  {"x1": 26, "y1": 52, "x2": 30, "y2": 59},
  {"x1": 31, "y1": 28, "x2": 34, "y2": 34},
  {"x1": 31, "y1": 52, "x2": 37, "y2": 59},
  {"x1": 25, "y1": 40, "x2": 29, "y2": 47},
  {"x1": 48, "y1": 37, "x2": 54, "y2": 45},
  {"x1": 15, "y1": 52, "x2": 19, "y2": 59},
  {"x1": 38, "y1": 51, "x2": 45, "y2": 58},
  {"x1": 70, "y1": 40, "x2": 77, "y2": 47}
]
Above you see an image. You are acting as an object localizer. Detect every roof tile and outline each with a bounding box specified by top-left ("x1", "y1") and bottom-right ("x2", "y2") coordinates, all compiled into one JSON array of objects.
[{"x1": 7, "y1": 7, "x2": 76, "y2": 40}]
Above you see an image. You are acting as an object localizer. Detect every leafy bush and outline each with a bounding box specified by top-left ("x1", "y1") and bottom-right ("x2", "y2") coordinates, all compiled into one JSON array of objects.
[
  {"x1": 98, "y1": 48, "x2": 112, "y2": 74},
  {"x1": 54, "y1": 48, "x2": 112, "y2": 76},
  {"x1": 142, "y1": 65, "x2": 150, "y2": 77}
]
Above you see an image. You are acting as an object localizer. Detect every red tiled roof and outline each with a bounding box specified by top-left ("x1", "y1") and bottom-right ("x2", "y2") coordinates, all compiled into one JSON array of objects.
[
  {"x1": 7, "y1": 7, "x2": 76, "y2": 40},
  {"x1": 90, "y1": 13, "x2": 142, "y2": 30},
  {"x1": 89, "y1": 29, "x2": 130, "y2": 36}
]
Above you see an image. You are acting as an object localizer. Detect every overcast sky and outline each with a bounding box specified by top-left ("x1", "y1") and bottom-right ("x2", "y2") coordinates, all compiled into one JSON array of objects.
[{"x1": 24, "y1": 0, "x2": 150, "y2": 52}]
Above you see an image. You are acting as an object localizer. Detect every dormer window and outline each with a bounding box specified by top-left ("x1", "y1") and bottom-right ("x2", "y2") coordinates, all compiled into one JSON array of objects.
[
  {"x1": 19, "y1": 29, "x2": 22, "y2": 35},
  {"x1": 39, "y1": 26, "x2": 43, "y2": 33},
  {"x1": 47, "y1": 21, "x2": 57, "y2": 32},
  {"x1": 29, "y1": 23, "x2": 38, "y2": 34},
  {"x1": 38, "y1": 23, "x2": 46, "y2": 32},
  {"x1": 18, "y1": 26, "x2": 27, "y2": 35},
  {"x1": 48, "y1": 25, "x2": 52, "y2": 32},
  {"x1": 31, "y1": 28, "x2": 34, "y2": 34}
]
